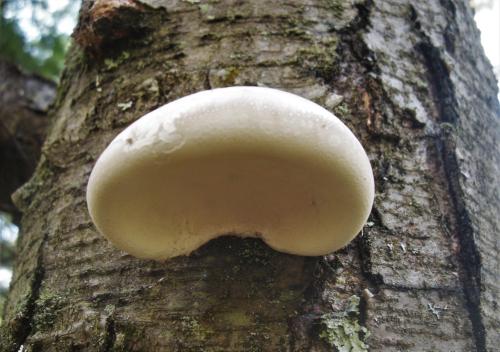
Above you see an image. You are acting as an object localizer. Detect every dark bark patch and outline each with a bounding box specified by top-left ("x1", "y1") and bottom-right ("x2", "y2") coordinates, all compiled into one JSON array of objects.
[{"x1": 73, "y1": 0, "x2": 161, "y2": 59}]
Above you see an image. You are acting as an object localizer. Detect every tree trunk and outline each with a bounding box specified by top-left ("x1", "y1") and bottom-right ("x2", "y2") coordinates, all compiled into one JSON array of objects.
[
  {"x1": 0, "y1": 60, "x2": 55, "y2": 220},
  {"x1": 1, "y1": 0, "x2": 499, "y2": 351}
]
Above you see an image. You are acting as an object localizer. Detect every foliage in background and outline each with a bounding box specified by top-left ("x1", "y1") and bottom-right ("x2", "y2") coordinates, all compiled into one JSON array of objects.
[
  {"x1": 0, "y1": 0, "x2": 79, "y2": 320},
  {"x1": 0, "y1": 213, "x2": 17, "y2": 322},
  {"x1": 0, "y1": 0, "x2": 79, "y2": 81}
]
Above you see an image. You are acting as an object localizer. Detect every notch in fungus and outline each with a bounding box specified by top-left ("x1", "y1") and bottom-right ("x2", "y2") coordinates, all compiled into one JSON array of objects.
[{"x1": 86, "y1": 86, "x2": 374, "y2": 260}]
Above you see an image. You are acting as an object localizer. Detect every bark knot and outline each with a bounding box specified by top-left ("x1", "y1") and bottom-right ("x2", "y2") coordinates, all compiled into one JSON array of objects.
[{"x1": 74, "y1": 0, "x2": 152, "y2": 58}]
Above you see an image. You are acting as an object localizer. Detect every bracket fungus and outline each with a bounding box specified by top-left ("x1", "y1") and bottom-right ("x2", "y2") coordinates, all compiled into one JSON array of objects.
[{"x1": 86, "y1": 86, "x2": 374, "y2": 260}]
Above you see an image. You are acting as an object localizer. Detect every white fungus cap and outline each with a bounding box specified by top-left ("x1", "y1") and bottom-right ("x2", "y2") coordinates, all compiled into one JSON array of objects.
[{"x1": 86, "y1": 86, "x2": 374, "y2": 260}]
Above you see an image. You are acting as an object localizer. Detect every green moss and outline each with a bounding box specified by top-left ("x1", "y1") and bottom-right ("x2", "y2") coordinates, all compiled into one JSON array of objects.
[
  {"x1": 295, "y1": 36, "x2": 339, "y2": 77},
  {"x1": 0, "y1": 291, "x2": 31, "y2": 351},
  {"x1": 220, "y1": 311, "x2": 252, "y2": 327},
  {"x1": 334, "y1": 102, "x2": 350, "y2": 116},
  {"x1": 326, "y1": 0, "x2": 345, "y2": 17},
  {"x1": 284, "y1": 27, "x2": 308, "y2": 38},
  {"x1": 103, "y1": 51, "x2": 130, "y2": 71},
  {"x1": 6, "y1": 292, "x2": 31, "y2": 331},
  {"x1": 319, "y1": 295, "x2": 370, "y2": 352},
  {"x1": 33, "y1": 290, "x2": 66, "y2": 331},
  {"x1": 180, "y1": 316, "x2": 211, "y2": 341}
]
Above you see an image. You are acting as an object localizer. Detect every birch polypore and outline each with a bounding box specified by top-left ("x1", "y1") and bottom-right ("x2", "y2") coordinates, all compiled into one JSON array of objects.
[{"x1": 86, "y1": 87, "x2": 374, "y2": 260}]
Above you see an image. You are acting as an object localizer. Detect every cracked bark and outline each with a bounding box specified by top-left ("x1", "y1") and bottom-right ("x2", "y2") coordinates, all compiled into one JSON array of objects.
[{"x1": 1, "y1": 0, "x2": 498, "y2": 351}]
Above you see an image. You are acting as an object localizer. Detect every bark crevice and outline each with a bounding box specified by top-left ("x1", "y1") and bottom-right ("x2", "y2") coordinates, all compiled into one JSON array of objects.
[
  {"x1": 6, "y1": 231, "x2": 47, "y2": 352},
  {"x1": 410, "y1": 4, "x2": 487, "y2": 351},
  {"x1": 101, "y1": 314, "x2": 116, "y2": 352}
]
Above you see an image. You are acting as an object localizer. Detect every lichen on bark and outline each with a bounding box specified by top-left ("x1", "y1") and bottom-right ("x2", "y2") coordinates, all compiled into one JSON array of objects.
[
  {"x1": 319, "y1": 295, "x2": 370, "y2": 352},
  {"x1": 1, "y1": 0, "x2": 498, "y2": 351}
]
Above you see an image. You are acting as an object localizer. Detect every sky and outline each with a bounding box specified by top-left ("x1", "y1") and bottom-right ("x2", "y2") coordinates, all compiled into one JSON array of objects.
[
  {"x1": 474, "y1": 0, "x2": 500, "y2": 97},
  {"x1": 0, "y1": 1, "x2": 499, "y2": 290},
  {"x1": 0, "y1": 214, "x2": 17, "y2": 290},
  {"x1": 4, "y1": 0, "x2": 77, "y2": 39}
]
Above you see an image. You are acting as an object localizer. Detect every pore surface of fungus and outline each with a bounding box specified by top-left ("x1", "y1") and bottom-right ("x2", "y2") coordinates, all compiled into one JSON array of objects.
[{"x1": 87, "y1": 87, "x2": 374, "y2": 260}]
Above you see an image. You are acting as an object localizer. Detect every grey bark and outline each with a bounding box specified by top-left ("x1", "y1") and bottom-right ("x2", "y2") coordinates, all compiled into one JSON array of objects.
[
  {"x1": 1, "y1": 0, "x2": 499, "y2": 351},
  {"x1": 0, "y1": 61, "x2": 55, "y2": 220}
]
